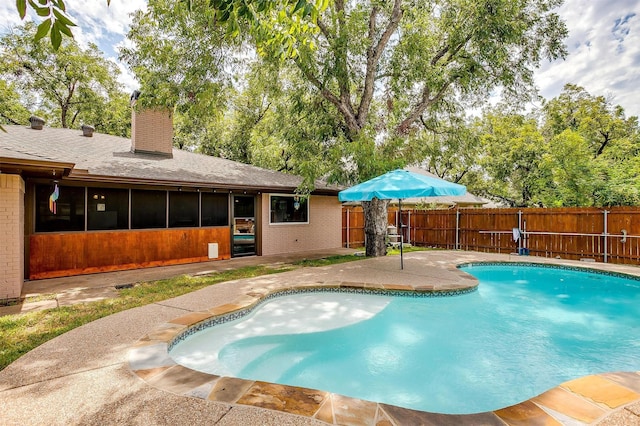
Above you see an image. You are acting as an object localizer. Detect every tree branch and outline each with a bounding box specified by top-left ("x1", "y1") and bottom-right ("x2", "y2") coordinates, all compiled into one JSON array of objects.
[
  {"x1": 334, "y1": 0, "x2": 355, "y2": 125},
  {"x1": 357, "y1": 0, "x2": 403, "y2": 128},
  {"x1": 293, "y1": 57, "x2": 359, "y2": 133},
  {"x1": 396, "y1": 81, "x2": 452, "y2": 134}
]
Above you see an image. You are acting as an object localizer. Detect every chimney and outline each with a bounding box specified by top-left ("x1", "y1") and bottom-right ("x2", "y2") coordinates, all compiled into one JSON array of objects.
[
  {"x1": 29, "y1": 116, "x2": 45, "y2": 130},
  {"x1": 81, "y1": 124, "x2": 95, "y2": 137},
  {"x1": 129, "y1": 91, "x2": 174, "y2": 158}
]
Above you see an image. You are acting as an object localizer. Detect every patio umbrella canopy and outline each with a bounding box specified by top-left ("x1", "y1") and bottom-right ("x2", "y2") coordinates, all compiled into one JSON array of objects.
[
  {"x1": 338, "y1": 169, "x2": 466, "y2": 201},
  {"x1": 339, "y1": 169, "x2": 466, "y2": 268}
]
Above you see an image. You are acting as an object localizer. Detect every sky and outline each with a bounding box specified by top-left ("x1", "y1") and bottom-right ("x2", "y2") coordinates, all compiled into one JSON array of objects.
[{"x1": 1, "y1": 0, "x2": 640, "y2": 116}]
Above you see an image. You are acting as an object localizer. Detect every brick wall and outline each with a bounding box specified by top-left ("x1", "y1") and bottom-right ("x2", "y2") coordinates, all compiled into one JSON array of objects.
[
  {"x1": 131, "y1": 109, "x2": 174, "y2": 157},
  {"x1": 261, "y1": 194, "x2": 342, "y2": 255},
  {"x1": 0, "y1": 174, "x2": 25, "y2": 300}
]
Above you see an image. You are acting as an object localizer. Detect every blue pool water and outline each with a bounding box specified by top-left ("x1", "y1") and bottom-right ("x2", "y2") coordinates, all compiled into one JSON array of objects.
[{"x1": 170, "y1": 264, "x2": 640, "y2": 414}]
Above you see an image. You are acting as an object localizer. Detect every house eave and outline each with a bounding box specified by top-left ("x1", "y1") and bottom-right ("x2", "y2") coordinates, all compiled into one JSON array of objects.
[
  {"x1": 64, "y1": 172, "x2": 340, "y2": 195},
  {"x1": 0, "y1": 157, "x2": 75, "y2": 178}
]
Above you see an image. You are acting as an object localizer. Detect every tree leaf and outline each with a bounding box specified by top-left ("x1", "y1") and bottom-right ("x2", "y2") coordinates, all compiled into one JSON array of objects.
[
  {"x1": 16, "y1": 0, "x2": 27, "y2": 19},
  {"x1": 57, "y1": 22, "x2": 73, "y2": 37},
  {"x1": 52, "y1": 8, "x2": 77, "y2": 27},
  {"x1": 57, "y1": 0, "x2": 66, "y2": 12},
  {"x1": 50, "y1": 22, "x2": 62, "y2": 50},
  {"x1": 292, "y1": 0, "x2": 305, "y2": 14},
  {"x1": 34, "y1": 18, "x2": 52, "y2": 42}
]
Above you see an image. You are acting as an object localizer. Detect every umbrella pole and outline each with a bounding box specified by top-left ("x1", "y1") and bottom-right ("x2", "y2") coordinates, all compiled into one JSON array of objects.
[{"x1": 399, "y1": 198, "x2": 404, "y2": 270}]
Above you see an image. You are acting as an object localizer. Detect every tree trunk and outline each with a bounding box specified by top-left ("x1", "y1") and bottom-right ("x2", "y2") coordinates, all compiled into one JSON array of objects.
[{"x1": 362, "y1": 198, "x2": 390, "y2": 257}]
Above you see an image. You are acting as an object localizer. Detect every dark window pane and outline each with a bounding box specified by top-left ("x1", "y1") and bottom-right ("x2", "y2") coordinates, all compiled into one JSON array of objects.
[
  {"x1": 201, "y1": 193, "x2": 229, "y2": 226},
  {"x1": 35, "y1": 184, "x2": 85, "y2": 232},
  {"x1": 87, "y1": 188, "x2": 129, "y2": 230},
  {"x1": 270, "y1": 195, "x2": 308, "y2": 223},
  {"x1": 169, "y1": 192, "x2": 199, "y2": 227},
  {"x1": 131, "y1": 190, "x2": 166, "y2": 229},
  {"x1": 233, "y1": 196, "x2": 254, "y2": 218}
]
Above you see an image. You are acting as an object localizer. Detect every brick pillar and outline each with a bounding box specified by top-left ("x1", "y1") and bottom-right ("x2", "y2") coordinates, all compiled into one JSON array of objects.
[{"x1": 0, "y1": 174, "x2": 25, "y2": 301}]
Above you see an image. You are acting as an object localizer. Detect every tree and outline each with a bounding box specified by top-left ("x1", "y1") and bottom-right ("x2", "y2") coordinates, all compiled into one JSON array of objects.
[
  {"x1": 123, "y1": 0, "x2": 567, "y2": 256},
  {"x1": 0, "y1": 23, "x2": 130, "y2": 136},
  {"x1": 539, "y1": 129, "x2": 599, "y2": 206},
  {"x1": 476, "y1": 109, "x2": 550, "y2": 207},
  {"x1": 542, "y1": 84, "x2": 640, "y2": 206},
  {"x1": 275, "y1": 0, "x2": 567, "y2": 255},
  {"x1": 0, "y1": 79, "x2": 31, "y2": 126},
  {"x1": 543, "y1": 84, "x2": 636, "y2": 158}
]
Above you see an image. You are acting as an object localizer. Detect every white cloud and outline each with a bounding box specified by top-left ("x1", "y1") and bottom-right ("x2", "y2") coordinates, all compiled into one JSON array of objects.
[{"x1": 535, "y1": 0, "x2": 640, "y2": 117}]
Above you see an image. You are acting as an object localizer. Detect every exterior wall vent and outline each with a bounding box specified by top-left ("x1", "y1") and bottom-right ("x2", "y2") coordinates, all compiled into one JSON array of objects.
[
  {"x1": 81, "y1": 124, "x2": 95, "y2": 137},
  {"x1": 29, "y1": 116, "x2": 45, "y2": 130}
]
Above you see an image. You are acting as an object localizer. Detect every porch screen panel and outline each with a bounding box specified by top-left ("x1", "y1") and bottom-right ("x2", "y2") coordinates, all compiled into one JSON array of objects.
[
  {"x1": 201, "y1": 193, "x2": 229, "y2": 226},
  {"x1": 169, "y1": 191, "x2": 199, "y2": 227},
  {"x1": 35, "y1": 184, "x2": 85, "y2": 232},
  {"x1": 87, "y1": 187, "x2": 129, "y2": 230},
  {"x1": 131, "y1": 190, "x2": 167, "y2": 229}
]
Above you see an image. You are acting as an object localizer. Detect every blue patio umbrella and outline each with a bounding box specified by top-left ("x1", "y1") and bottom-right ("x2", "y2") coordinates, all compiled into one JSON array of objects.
[{"x1": 339, "y1": 169, "x2": 466, "y2": 268}]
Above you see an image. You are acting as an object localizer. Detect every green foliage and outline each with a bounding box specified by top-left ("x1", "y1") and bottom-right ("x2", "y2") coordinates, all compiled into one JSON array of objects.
[
  {"x1": 0, "y1": 80, "x2": 31, "y2": 126},
  {"x1": 466, "y1": 85, "x2": 640, "y2": 207},
  {"x1": 15, "y1": 0, "x2": 76, "y2": 50},
  {"x1": 16, "y1": 0, "x2": 325, "y2": 54},
  {"x1": 539, "y1": 129, "x2": 598, "y2": 206},
  {"x1": 0, "y1": 23, "x2": 130, "y2": 136},
  {"x1": 475, "y1": 108, "x2": 550, "y2": 206}
]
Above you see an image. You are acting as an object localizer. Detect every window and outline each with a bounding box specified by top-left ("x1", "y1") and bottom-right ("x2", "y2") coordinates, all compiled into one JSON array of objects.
[
  {"x1": 201, "y1": 193, "x2": 229, "y2": 226},
  {"x1": 169, "y1": 191, "x2": 199, "y2": 227},
  {"x1": 270, "y1": 195, "x2": 308, "y2": 224},
  {"x1": 87, "y1": 188, "x2": 129, "y2": 230},
  {"x1": 131, "y1": 190, "x2": 167, "y2": 229},
  {"x1": 35, "y1": 184, "x2": 85, "y2": 232}
]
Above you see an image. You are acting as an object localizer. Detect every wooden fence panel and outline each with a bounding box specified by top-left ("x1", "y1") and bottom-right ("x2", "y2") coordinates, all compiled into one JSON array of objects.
[
  {"x1": 342, "y1": 206, "x2": 640, "y2": 265},
  {"x1": 606, "y1": 207, "x2": 640, "y2": 264}
]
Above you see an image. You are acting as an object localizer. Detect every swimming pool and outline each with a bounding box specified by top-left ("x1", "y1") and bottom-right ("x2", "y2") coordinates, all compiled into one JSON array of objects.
[{"x1": 169, "y1": 263, "x2": 640, "y2": 414}]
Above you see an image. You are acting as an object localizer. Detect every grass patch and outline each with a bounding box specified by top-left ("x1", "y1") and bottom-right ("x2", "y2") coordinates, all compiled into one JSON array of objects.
[
  {"x1": 386, "y1": 245, "x2": 428, "y2": 256},
  {"x1": 292, "y1": 254, "x2": 363, "y2": 267},
  {"x1": 0, "y1": 255, "x2": 360, "y2": 371}
]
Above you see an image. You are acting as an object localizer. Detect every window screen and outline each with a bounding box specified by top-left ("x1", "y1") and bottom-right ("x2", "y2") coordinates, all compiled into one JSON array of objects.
[
  {"x1": 201, "y1": 193, "x2": 229, "y2": 226},
  {"x1": 35, "y1": 184, "x2": 85, "y2": 232},
  {"x1": 169, "y1": 191, "x2": 199, "y2": 227},
  {"x1": 131, "y1": 190, "x2": 167, "y2": 229},
  {"x1": 87, "y1": 187, "x2": 129, "y2": 230}
]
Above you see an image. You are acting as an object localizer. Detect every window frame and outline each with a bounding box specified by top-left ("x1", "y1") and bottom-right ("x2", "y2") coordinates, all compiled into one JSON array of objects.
[{"x1": 269, "y1": 193, "x2": 309, "y2": 225}]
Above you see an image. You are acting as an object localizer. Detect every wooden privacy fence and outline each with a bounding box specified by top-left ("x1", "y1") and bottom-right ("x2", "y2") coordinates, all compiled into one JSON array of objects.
[{"x1": 342, "y1": 206, "x2": 640, "y2": 265}]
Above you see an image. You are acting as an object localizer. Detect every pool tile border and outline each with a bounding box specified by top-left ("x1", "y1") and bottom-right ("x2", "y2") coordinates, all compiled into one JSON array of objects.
[
  {"x1": 129, "y1": 273, "x2": 640, "y2": 426},
  {"x1": 458, "y1": 261, "x2": 640, "y2": 281}
]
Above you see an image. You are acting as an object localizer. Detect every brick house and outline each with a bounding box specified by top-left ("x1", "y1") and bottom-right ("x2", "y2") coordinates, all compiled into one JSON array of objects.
[{"x1": 0, "y1": 111, "x2": 342, "y2": 301}]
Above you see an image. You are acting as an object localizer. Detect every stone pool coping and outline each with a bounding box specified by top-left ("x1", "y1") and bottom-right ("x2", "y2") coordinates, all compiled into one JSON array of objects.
[{"x1": 129, "y1": 263, "x2": 640, "y2": 426}]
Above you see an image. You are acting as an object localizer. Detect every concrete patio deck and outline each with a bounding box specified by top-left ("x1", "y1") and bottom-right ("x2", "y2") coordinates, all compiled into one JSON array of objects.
[{"x1": 1, "y1": 250, "x2": 640, "y2": 425}]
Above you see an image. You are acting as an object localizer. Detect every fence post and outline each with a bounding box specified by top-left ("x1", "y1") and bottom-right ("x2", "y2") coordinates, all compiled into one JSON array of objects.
[
  {"x1": 603, "y1": 209, "x2": 609, "y2": 263},
  {"x1": 455, "y1": 209, "x2": 460, "y2": 250},
  {"x1": 518, "y1": 210, "x2": 523, "y2": 252},
  {"x1": 408, "y1": 210, "x2": 411, "y2": 245},
  {"x1": 346, "y1": 209, "x2": 350, "y2": 248}
]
